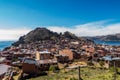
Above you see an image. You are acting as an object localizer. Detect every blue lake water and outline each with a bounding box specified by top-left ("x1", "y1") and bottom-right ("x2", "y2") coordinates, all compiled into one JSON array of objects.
[
  {"x1": 0, "y1": 41, "x2": 15, "y2": 50},
  {"x1": 94, "y1": 40, "x2": 120, "y2": 46}
]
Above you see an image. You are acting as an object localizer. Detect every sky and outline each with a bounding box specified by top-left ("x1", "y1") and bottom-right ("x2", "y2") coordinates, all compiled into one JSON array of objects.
[{"x1": 0, "y1": 0, "x2": 120, "y2": 41}]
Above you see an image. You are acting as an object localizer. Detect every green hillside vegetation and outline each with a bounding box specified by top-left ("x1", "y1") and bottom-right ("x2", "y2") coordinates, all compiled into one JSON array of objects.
[{"x1": 29, "y1": 67, "x2": 120, "y2": 80}]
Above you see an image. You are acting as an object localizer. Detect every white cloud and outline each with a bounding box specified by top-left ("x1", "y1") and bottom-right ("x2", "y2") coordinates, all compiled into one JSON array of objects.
[
  {"x1": 48, "y1": 20, "x2": 120, "y2": 37},
  {"x1": 0, "y1": 28, "x2": 31, "y2": 41},
  {"x1": 0, "y1": 20, "x2": 120, "y2": 41}
]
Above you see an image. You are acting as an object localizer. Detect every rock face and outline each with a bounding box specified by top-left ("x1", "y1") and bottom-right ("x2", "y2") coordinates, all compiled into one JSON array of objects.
[
  {"x1": 63, "y1": 31, "x2": 78, "y2": 39},
  {"x1": 23, "y1": 28, "x2": 59, "y2": 42},
  {"x1": 12, "y1": 27, "x2": 80, "y2": 46},
  {"x1": 87, "y1": 33, "x2": 120, "y2": 41},
  {"x1": 13, "y1": 28, "x2": 59, "y2": 46}
]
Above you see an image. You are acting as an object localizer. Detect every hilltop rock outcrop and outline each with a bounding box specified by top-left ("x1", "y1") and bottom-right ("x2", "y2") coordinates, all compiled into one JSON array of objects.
[{"x1": 12, "y1": 27, "x2": 94, "y2": 46}]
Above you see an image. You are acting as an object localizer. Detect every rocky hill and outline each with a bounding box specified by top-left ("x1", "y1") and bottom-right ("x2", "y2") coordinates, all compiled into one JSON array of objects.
[
  {"x1": 87, "y1": 33, "x2": 120, "y2": 41},
  {"x1": 12, "y1": 27, "x2": 81, "y2": 46},
  {"x1": 62, "y1": 31, "x2": 79, "y2": 39}
]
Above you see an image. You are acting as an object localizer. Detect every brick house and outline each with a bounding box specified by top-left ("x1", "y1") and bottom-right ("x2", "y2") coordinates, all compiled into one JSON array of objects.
[
  {"x1": 36, "y1": 50, "x2": 53, "y2": 60},
  {"x1": 59, "y1": 49, "x2": 80, "y2": 61}
]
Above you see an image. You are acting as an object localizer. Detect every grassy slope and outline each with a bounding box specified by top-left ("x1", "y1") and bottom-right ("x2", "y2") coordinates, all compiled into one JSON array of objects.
[{"x1": 29, "y1": 67, "x2": 120, "y2": 80}]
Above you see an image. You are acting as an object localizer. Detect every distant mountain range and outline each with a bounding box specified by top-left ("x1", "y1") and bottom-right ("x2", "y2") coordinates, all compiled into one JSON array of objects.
[{"x1": 86, "y1": 33, "x2": 120, "y2": 41}]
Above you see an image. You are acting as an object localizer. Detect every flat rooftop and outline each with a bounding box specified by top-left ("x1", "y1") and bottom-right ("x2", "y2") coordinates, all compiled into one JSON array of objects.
[
  {"x1": 0, "y1": 64, "x2": 11, "y2": 76},
  {"x1": 39, "y1": 50, "x2": 51, "y2": 54}
]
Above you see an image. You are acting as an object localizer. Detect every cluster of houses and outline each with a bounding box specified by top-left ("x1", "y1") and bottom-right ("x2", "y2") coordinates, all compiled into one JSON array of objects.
[{"x1": 0, "y1": 38, "x2": 120, "y2": 79}]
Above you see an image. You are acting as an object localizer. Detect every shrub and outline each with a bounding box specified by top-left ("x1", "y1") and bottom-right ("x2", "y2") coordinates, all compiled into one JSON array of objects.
[
  {"x1": 87, "y1": 61, "x2": 94, "y2": 66},
  {"x1": 99, "y1": 61, "x2": 105, "y2": 68},
  {"x1": 49, "y1": 65, "x2": 59, "y2": 73}
]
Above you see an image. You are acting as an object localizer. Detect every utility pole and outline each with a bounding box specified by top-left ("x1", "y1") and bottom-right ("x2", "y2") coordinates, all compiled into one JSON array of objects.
[
  {"x1": 67, "y1": 65, "x2": 85, "y2": 80},
  {"x1": 78, "y1": 66, "x2": 80, "y2": 80},
  {"x1": 114, "y1": 61, "x2": 116, "y2": 80},
  {"x1": 78, "y1": 66, "x2": 82, "y2": 80}
]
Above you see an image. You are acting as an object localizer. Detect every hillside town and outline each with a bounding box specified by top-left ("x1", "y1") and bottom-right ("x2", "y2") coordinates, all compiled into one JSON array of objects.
[{"x1": 0, "y1": 28, "x2": 120, "y2": 80}]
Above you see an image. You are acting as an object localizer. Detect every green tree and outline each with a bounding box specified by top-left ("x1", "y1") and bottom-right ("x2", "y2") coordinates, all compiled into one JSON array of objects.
[{"x1": 99, "y1": 61, "x2": 105, "y2": 69}]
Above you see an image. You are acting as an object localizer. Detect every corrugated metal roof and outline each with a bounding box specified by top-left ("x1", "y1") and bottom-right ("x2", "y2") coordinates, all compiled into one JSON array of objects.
[{"x1": 102, "y1": 56, "x2": 120, "y2": 61}]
